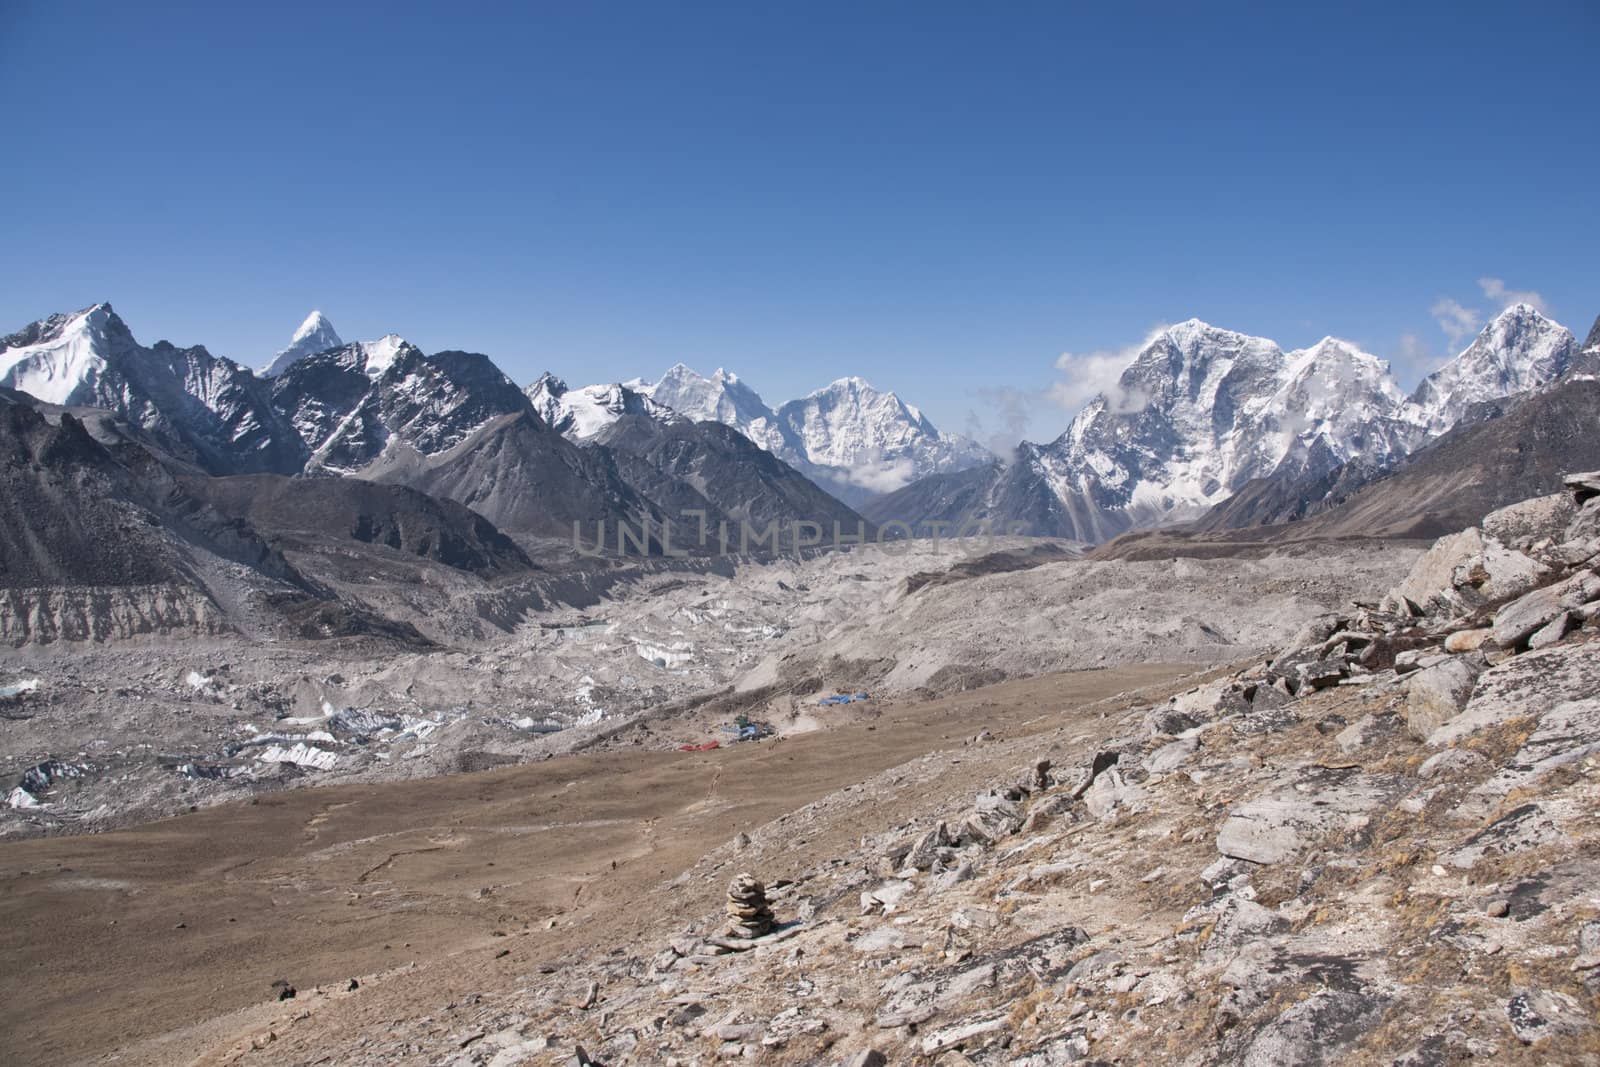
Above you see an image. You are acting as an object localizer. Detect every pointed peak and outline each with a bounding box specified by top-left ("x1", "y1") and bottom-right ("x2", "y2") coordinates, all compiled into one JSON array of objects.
[
  {"x1": 808, "y1": 375, "x2": 884, "y2": 399},
  {"x1": 531, "y1": 370, "x2": 567, "y2": 392},
  {"x1": 1300, "y1": 336, "x2": 1371, "y2": 357},
  {"x1": 1165, "y1": 317, "x2": 1247, "y2": 338},
  {"x1": 1491, "y1": 301, "x2": 1551, "y2": 324},
  {"x1": 262, "y1": 308, "x2": 345, "y2": 377},
  {"x1": 291, "y1": 309, "x2": 337, "y2": 341}
]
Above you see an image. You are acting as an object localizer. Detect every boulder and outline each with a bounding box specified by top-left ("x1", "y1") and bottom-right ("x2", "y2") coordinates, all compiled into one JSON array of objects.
[
  {"x1": 1482, "y1": 492, "x2": 1577, "y2": 546},
  {"x1": 1443, "y1": 628, "x2": 1492, "y2": 653},
  {"x1": 1403, "y1": 658, "x2": 1481, "y2": 740},
  {"x1": 1391, "y1": 528, "x2": 1484, "y2": 616},
  {"x1": 1564, "y1": 470, "x2": 1600, "y2": 504},
  {"x1": 1429, "y1": 641, "x2": 1600, "y2": 747},
  {"x1": 1526, "y1": 612, "x2": 1573, "y2": 650},
  {"x1": 1491, "y1": 571, "x2": 1600, "y2": 650},
  {"x1": 1451, "y1": 542, "x2": 1549, "y2": 603},
  {"x1": 1394, "y1": 649, "x2": 1448, "y2": 675},
  {"x1": 1565, "y1": 500, "x2": 1600, "y2": 544}
]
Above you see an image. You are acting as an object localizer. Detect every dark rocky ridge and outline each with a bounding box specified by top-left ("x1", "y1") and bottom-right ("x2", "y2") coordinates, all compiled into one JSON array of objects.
[{"x1": 593, "y1": 415, "x2": 873, "y2": 544}]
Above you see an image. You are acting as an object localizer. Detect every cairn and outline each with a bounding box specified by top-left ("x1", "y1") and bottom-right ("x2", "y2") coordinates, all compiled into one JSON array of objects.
[{"x1": 724, "y1": 872, "x2": 775, "y2": 939}]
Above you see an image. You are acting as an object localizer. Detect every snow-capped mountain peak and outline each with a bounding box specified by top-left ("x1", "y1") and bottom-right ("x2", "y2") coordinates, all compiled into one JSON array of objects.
[
  {"x1": 525, "y1": 372, "x2": 680, "y2": 438},
  {"x1": 261, "y1": 310, "x2": 344, "y2": 378},
  {"x1": 533, "y1": 362, "x2": 990, "y2": 503},
  {"x1": 1410, "y1": 303, "x2": 1576, "y2": 433},
  {"x1": 359, "y1": 334, "x2": 408, "y2": 379},
  {"x1": 1, "y1": 302, "x2": 307, "y2": 472},
  {"x1": 775, "y1": 376, "x2": 991, "y2": 497},
  {"x1": 889, "y1": 305, "x2": 1587, "y2": 543},
  {"x1": 0, "y1": 302, "x2": 127, "y2": 406},
  {"x1": 648, "y1": 363, "x2": 772, "y2": 427}
]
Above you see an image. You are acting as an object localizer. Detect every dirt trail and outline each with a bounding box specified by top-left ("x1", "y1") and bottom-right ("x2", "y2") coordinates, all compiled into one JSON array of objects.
[{"x1": 0, "y1": 663, "x2": 1193, "y2": 1064}]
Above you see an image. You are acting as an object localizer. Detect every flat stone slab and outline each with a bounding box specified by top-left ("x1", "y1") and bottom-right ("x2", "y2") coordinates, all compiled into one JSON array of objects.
[
  {"x1": 1217, "y1": 766, "x2": 1404, "y2": 865},
  {"x1": 1428, "y1": 642, "x2": 1600, "y2": 747}
]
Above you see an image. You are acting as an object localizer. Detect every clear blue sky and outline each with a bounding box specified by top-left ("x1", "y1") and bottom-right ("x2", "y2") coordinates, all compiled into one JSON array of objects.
[{"x1": 3, "y1": 1, "x2": 1596, "y2": 446}]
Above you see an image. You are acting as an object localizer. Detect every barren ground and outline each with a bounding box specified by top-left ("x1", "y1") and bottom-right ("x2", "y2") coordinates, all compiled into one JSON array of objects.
[{"x1": 0, "y1": 662, "x2": 1197, "y2": 1065}]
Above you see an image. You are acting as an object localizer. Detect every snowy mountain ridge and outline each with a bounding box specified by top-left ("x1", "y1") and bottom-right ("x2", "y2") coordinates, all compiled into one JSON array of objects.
[
  {"x1": 869, "y1": 303, "x2": 1583, "y2": 542},
  {"x1": 0, "y1": 304, "x2": 874, "y2": 548},
  {"x1": 270, "y1": 336, "x2": 530, "y2": 475},
  {"x1": 572, "y1": 363, "x2": 993, "y2": 503},
  {"x1": 1409, "y1": 303, "x2": 1577, "y2": 433},
  {"x1": 1, "y1": 301, "x2": 1584, "y2": 544},
  {"x1": 0, "y1": 303, "x2": 307, "y2": 473},
  {"x1": 525, "y1": 373, "x2": 683, "y2": 440}
]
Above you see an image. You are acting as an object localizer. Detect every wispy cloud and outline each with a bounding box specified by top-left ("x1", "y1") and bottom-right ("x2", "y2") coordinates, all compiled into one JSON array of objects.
[
  {"x1": 1392, "y1": 331, "x2": 1449, "y2": 385},
  {"x1": 1477, "y1": 277, "x2": 1547, "y2": 313},
  {"x1": 1048, "y1": 325, "x2": 1168, "y2": 415},
  {"x1": 965, "y1": 386, "x2": 1034, "y2": 458},
  {"x1": 1430, "y1": 297, "x2": 1482, "y2": 349},
  {"x1": 1427, "y1": 277, "x2": 1548, "y2": 354}
]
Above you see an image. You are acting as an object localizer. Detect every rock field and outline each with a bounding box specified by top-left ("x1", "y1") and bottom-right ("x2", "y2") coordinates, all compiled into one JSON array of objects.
[{"x1": 1, "y1": 536, "x2": 1414, "y2": 835}]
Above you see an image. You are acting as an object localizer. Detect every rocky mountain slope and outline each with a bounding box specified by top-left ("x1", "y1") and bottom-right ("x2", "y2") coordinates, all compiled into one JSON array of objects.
[
  {"x1": 592, "y1": 415, "x2": 872, "y2": 546},
  {"x1": 0, "y1": 304, "x2": 308, "y2": 474},
  {"x1": 874, "y1": 305, "x2": 1583, "y2": 542},
  {"x1": 271, "y1": 338, "x2": 534, "y2": 475},
  {"x1": 0, "y1": 387, "x2": 549, "y2": 647},
  {"x1": 1190, "y1": 377, "x2": 1600, "y2": 538},
  {"x1": 0, "y1": 306, "x2": 873, "y2": 563}
]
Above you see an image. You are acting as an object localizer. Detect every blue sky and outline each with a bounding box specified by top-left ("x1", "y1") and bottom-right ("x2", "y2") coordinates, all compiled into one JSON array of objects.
[{"x1": 3, "y1": 1, "x2": 1596, "y2": 446}]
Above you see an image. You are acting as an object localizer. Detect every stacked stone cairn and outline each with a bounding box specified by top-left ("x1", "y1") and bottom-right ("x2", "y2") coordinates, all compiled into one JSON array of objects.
[{"x1": 724, "y1": 872, "x2": 775, "y2": 939}]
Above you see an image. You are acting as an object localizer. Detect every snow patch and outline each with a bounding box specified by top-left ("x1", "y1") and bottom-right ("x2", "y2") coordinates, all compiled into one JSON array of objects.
[{"x1": 256, "y1": 743, "x2": 338, "y2": 771}]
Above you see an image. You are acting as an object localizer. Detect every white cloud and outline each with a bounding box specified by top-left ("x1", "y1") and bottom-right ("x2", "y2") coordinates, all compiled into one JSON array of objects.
[
  {"x1": 1477, "y1": 277, "x2": 1547, "y2": 313},
  {"x1": 1394, "y1": 331, "x2": 1448, "y2": 384},
  {"x1": 1048, "y1": 325, "x2": 1167, "y2": 415},
  {"x1": 841, "y1": 456, "x2": 918, "y2": 494},
  {"x1": 965, "y1": 386, "x2": 1033, "y2": 457},
  {"x1": 1430, "y1": 297, "x2": 1481, "y2": 349}
]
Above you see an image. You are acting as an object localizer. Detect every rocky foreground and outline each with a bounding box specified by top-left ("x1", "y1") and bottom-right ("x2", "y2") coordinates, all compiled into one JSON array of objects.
[{"x1": 208, "y1": 475, "x2": 1600, "y2": 1066}]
